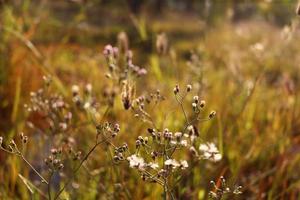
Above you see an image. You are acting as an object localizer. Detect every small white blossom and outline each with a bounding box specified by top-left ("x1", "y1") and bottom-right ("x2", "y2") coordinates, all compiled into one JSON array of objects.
[
  {"x1": 127, "y1": 154, "x2": 145, "y2": 169},
  {"x1": 72, "y1": 85, "x2": 80, "y2": 94},
  {"x1": 165, "y1": 159, "x2": 180, "y2": 169},
  {"x1": 180, "y1": 140, "x2": 187, "y2": 147},
  {"x1": 148, "y1": 162, "x2": 159, "y2": 169},
  {"x1": 199, "y1": 143, "x2": 222, "y2": 162},
  {"x1": 180, "y1": 160, "x2": 188, "y2": 169},
  {"x1": 84, "y1": 102, "x2": 91, "y2": 109},
  {"x1": 85, "y1": 84, "x2": 92, "y2": 93},
  {"x1": 174, "y1": 132, "x2": 182, "y2": 138}
]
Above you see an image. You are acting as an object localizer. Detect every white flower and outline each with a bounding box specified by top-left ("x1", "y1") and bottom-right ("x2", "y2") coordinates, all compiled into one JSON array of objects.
[
  {"x1": 127, "y1": 154, "x2": 145, "y2": 169},
  {"x1": 0, "y1": 136, "x2": 3, "y2": 146},
  {"x1": 164, "y1": 159, "x2": 180, "y2": 169},
  {"x1": 148, "y1": 162, "x2": 159, "y2": 169},
  {"x1": 84, "y1": 102, "x2": 90, "y2": 109},
  {"x1": 174, "y1": 132, "x2": 182, "y2": 138},
  {"x1": 199, "y1": 143, "x2": 222, "y2": 162},
  {"x1": 180, "y1": 160, "x2": 188, "y2": 169},
  {"x1": 180, "y1": 140, "x2": 187, "y2": 147},
  {"x1": 72, "y1": 85, "x2": 79, "y2": 94},
  {"x1": 85, "y1": 84, "x2": 92, "y2": 93}
]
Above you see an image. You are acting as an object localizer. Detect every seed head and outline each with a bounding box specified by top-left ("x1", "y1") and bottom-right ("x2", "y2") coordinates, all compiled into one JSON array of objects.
[
  {"x1": 186, "y1": 84, "x2": 192, "y2": 92},
  {"x1": 58, "y1": 163, "x2": 64, "y2": 170},
  {"x1": 209, "y1": 110, "x2": 217, "y2": 119},
  {"x1": 85, "y1": 84, "x2": 92, "y2": 94},
  {"x1": 193, "y1": 96, "x2": 199, "y2": 104},
  {"x1": 72, "y1": 85, "x2": 80, "y2": 96},
  {"x1": 199, "y1": 100, "x2": 206, "y2": 108},
  {"x1": 192, "y1": 102, "x2": 197, "y2": 110},
  {"x1": 136, "y1": 140, "x2": 142, "y2": 148},
  {"x1": 173, "y1": 85, "x2": 180, "y2": 95}
]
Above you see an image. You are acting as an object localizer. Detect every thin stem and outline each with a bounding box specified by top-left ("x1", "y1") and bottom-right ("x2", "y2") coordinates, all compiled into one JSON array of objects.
[
  {"x1": 48, "y1": 172, "x2": 53, "y2": 200},
  {"x1": 175, "y1": 95, "x2": 189, "y2": 125},
  {"x1": 53, "y1": 137, "x2": 111, "y2": 200},
  {"x1": 20, "y1": 154, "x2": 49, "y2": 185}
]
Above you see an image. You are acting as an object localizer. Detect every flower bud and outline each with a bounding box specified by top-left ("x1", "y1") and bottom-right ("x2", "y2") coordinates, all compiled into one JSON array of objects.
[
  {"x1": 199, "y1": 100, "x2": 206, "y2": 108},
  {"x1": 193, "y1": 96, "x2": 199, "y2": 104},
  {"x1": 186, "y1": 84, "x2": 192, "y2": 92},
  {"x1": 209, "y1": 110, "x2": 216, "y2": 119},
  {"x1": 173, "y1": 85, "x2": 179, "y2": 95}
]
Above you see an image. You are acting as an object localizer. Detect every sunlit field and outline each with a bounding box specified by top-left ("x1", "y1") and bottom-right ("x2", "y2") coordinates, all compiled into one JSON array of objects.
[{"x1": 1, "y1": 1, "x2": 300, "y2": 199}]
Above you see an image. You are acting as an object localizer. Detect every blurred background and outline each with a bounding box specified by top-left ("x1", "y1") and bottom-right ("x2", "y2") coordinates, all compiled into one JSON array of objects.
[{"x1": 1, "y1": 0, "x2": 300, "y2": 199}]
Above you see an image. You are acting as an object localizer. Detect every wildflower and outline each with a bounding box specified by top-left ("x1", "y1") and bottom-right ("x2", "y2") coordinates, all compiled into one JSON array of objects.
[
  {"x1": 0, "y1": 136, "x2": 2, "y2": 146},
  {"x1": 103, "y1": 44, "x2": 113, "y2": 58},
  {"x1": 189, "y1": 146, "x2": 198, "y2": 156},
  {"x1": 151, "y1": 151, "x2": 158, "y2": 160},
  {"x1": 180, "y1": 160, "x2": 188, "y2": 169},
  {"x1": 59, "y1": 122, "x2": 67, "y2": 131},
  {"x1": 137, "y1": 68, "x2": 147, "y2": 76},
  {"x1": 148, "y1": 162, "x2": 159, "y2": 169},
  {"x1": 127, "y1": 154, "x2": 145, "y2": 169},
  {"x1": 165, "y1": 159, "x2": 180, "y2": 169},
  {"x1": 72, "y1": 85, "x2": 80, "y2": 96},
  {"x1": 173, "y1": 85, "x2": 180, "y2": 95},
  {"x1": 199, "y1": 143, "x2": 222, "y2": 162},
  {"x1": 192, "y1": 102, "x2": 197, "y2": 110},
  {"x1": 174, "y1": 132, "x2": 182, "y2": 140},
  {"x1": 193, "y1": 95, "x2": 199, "y2": 104},
  {"x1": 83, "y1": 102, "x2": 90, "y2": 109},
  {"x1": 170, "y1": 140, "x2": 177, "y2": 146},
  {"x1": 180, "y1": 140, "x2": 187, "y2": 147},
  {"x1": 85, "y1": 84, "x2": 92, "y2": 94},
  {"x1": 199, "y1": 100, "x2": 206, "y2": 108},
  {"x1": 209, "y1": 111, "x2": 216, "y2": 119},
  {"x1": 136, "y1": 140, "x2": 142, "y2": 148},
  {"x1": 186, "y1": 84, "x2": 192, "y2": 92},
  {"x1": 114, "y1": 124, "x2": 120, "y2": 133}
]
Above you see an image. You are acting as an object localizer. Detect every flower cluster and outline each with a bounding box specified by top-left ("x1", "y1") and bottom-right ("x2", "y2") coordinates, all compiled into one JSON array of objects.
[
  {"x1": 71, "y1": 83, "x2": 99, "y2": 112},
  {"x1": 209, "y1": 176, "x2": 242, "y2": 199},
  {"x1": 111, "y1": 84, "x2": 224, "y2": 198},
  {"x1": 199, "y1": 142, "x2": 222, "y2": 162},
  {"x1": 103, "y1": 42, "x2": 147, "y2": 81}
]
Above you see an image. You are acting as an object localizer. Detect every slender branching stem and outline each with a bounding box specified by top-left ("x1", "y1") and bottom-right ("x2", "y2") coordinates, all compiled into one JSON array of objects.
[
  {"x1": 175, "y1": 94, "x2": 189, "y2": 125},
  {"x1": 19, "y1": 153, "x2": 49, "y2": 185},
  {"x1": 48, "y1": 172, "x2": 53, "y2": 200},
  {"x1": 53, "y1": 136, "x2": 112, "y2": 200}
]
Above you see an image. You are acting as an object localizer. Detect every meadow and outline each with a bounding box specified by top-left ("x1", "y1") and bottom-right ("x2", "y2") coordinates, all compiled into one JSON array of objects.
[{"x1": 0, "y1": 1, "x2": 300, "y2": 199}]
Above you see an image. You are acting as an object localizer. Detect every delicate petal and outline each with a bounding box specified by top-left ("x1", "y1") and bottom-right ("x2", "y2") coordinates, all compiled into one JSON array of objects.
[
  {"x1": 180, "y1": 160, "x2": 188, "y2": 169},
  {"x1": 148, "y1": 162, "x2": 159, "y2": 169}
]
